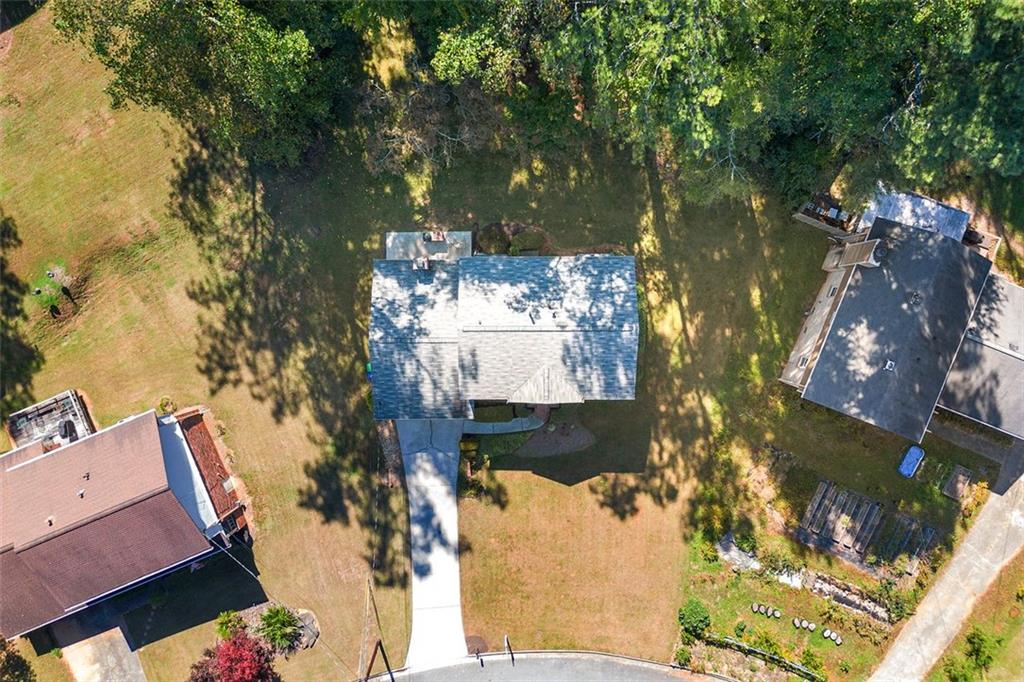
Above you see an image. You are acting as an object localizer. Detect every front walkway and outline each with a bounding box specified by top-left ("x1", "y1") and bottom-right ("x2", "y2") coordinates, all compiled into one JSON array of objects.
[
  {"x1": 871, "y1": 426, "x2": 1024, "y2": 681},
  {"x1": 397, "y1": 419, "x2": 469, "y2": 669}
]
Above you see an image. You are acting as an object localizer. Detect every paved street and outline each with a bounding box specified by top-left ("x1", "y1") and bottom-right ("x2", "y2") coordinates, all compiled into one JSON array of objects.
[
  {"x1": 376, "y1": 650, "x2": 701, "y2": 681},
  {"x1": 871, "y1": 426, "x2": 1024, "y2": 681}
]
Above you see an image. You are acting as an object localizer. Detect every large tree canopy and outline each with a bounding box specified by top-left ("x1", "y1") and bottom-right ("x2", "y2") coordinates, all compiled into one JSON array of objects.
[
  {"x1": 53, "y1": 0, "x2": 1023, "y2": 202},
  {"x1": 53, "y1": 0, "x2": 360, "y2": 163}
]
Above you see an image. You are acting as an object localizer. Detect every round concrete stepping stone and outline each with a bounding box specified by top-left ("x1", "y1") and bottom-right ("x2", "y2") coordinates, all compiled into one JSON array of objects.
[
  {"x1": 758, "y1": 605, "x2": 767, "y2": 615},
  {"x1": 800, "y1": 619, "x2": 809, "y2": 629},
  {"x1": 835, "y1": 636, "x2": 843, "y2": 646},
  {"x1": 751, "y1": 603, "x2": 760, "y2": 613},
  {"x1": 830, "y1": 631, "x2": 839, "y2": 641},
  {"x1": 793, "y1": 618, "x2": 801, "y2": 628},
  {"x1": 808, "y1": 623, "x2": 816, "y2": 632},
  {"x1": 823, "y1": 629, "x2": 832, "y2": 638},
  {"x1": 773, "y1": 609, "x2": 781, "y2": 618}
]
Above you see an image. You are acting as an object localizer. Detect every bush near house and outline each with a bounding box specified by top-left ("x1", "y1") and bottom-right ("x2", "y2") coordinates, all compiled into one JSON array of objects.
[
  {"x1": 216, "y1": 611, "x2": 245, "y2": 639},
  {"x1": 257, "y1": 606, "x2": 302, "y2": 652},
  {"x1": 188, "y1": 631, "x2": 278, "y2": 682}
]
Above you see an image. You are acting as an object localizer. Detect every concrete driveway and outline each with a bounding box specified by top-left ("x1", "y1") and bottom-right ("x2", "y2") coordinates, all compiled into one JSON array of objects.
[
  {"x1": 871, "y1": 426, "x2": 1024, "y2": 681},
  {"x1": 51, "y1": 614, "x2": 146, "y2": 682},
  {"x1": 397, "y1": 419, "x2": 468, "y2": 670}
]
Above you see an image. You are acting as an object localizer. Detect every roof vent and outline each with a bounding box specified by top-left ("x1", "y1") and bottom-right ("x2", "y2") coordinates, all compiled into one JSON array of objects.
[
  {"x1": 411, "y1": 256, "x2": 431, "y2": 271},
  {"x1": 909, "y1": 291, "x2": 923, "y2": 306},
  {"x1": 77, "y1": 489, "x2": 85, "y2": 498},
  {"x1": 46, "y1": 517, "x2": 54, "y2": 527},
  {"x1": 883, "y1": 359, "x2": 896, "y2": 372}
]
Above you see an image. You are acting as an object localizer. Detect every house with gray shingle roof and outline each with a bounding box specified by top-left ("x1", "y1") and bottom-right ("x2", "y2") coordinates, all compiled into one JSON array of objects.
[
  {"x1": 369, "y1": 234, "x2": 639, "y2": 420},
  {"x1": 784, "y1": 200, "x2": 1024, "y2": 442}
]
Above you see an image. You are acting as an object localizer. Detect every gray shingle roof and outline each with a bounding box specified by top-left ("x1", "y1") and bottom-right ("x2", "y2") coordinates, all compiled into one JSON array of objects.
[
  {"x1": 457, "y1": 256, "x2": 638, "y2": 404},
  {"x1": 369, "y1": 261, "x2": 469, "y2": 419},
  {"x1": 369, "y1": 255, "x2": 639, "y2": 418},
  {"x1": 939, "y1": 276, "x2": 1024, "y2": 438},
  {"x1": 802, "y1": 219, "x2": 991, "y2": 442}
]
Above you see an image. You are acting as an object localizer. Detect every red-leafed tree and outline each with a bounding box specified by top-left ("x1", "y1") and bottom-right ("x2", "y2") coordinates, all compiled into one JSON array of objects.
[
  {"x1": 216, "y1": 632, "x2": 277, "y2": 682},
  {"x1": 188, "y1": 631, "x2": 278, "y2": 682}
]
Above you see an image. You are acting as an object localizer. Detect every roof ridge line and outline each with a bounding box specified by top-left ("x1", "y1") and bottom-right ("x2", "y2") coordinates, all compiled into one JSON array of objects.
[{"x1": 13, "y1": 485, "x2": 170, "y2": 552}]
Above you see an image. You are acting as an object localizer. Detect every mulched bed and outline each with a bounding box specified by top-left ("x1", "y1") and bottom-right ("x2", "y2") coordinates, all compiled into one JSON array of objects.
[{"x1": 515, "y1": 420, "x2": 596, "y2": 458}]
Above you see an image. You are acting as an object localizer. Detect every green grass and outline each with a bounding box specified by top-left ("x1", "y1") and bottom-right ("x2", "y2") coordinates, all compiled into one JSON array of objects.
[
  {"x1": 2, "y1": 11, "x2": 408, "y2": 681},
  {"x1": 929, "y1": 548, "x2": 1024, "y2": 681}
]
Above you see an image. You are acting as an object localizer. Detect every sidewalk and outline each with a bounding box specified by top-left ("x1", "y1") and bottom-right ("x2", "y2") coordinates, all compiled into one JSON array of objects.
[{"x1": 870, "y1": 428, "x2": 1024, "y2": 681}]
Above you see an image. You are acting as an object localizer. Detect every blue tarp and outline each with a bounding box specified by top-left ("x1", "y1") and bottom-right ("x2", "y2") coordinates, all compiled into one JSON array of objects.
[{"x1": 899, "y1": 445, "x2": 925, "y2": 478}]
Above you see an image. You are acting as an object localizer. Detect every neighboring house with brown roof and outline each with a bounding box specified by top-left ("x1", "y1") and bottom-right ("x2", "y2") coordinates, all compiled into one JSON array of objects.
[{"x1": 0, "y1": 405, "x2": 247, "y2": 639}]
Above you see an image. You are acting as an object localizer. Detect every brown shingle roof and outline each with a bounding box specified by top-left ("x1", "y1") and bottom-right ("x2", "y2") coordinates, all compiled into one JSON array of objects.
[
  {"x1": 179, "y1": 413, "x2": 237, "y2": 519},
  {"x1": 1, "y1": 412, "x2": 168, "y2": 549},
  {"x1": 0, "y1": 412, "x2": 214, "y2": 638}
]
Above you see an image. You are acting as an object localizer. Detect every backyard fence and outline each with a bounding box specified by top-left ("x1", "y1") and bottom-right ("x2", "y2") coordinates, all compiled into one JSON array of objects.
[{"x1": 703, "y1": 634, "x2": 825, "y2": 682}]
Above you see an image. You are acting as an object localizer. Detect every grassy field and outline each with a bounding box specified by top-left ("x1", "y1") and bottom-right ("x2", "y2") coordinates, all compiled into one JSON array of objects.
[
  {"x1": 1, "y1": 8, "x2": 1011, "y2": 682},
  {"x1": 2, "y1": 10, "x2": 407, "y2": 681},
  {"x1": 929, "y1": 548, "x2": 1024, "y2": 681}
]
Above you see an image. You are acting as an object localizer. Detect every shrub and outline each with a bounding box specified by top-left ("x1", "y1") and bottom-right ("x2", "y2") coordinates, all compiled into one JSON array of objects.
[
  {"x1": 1016, "y1": 584, "x2": 1024, "y2": 602},
  {"x1": 49, "y1": 648, "x2": 62, "y2": 659},
  {"x1": 734, "y1": 621, "x2": 747, "y2": 638},
  {"x1": 758, "y1": 546, "x2": 799, "y2": 574},
  {"x1": 187, "y1": 649, "x2": 217, "y2": 682},
  {"x1": 800, "y1": 648, "x2": 825, "y2": 676},
  {"x1": 509, "y1": 230, "x2": 546, "y2": 254},
  {"x1": 962, "y1": 481, "x2": 989, "y2": 520},
  {"x1": 942, "y1": 654, "x2": 976, "y2": 682},
  {"x1": 872, "y1": 579, "x2": 913, "y2": 621},
  {"x1": 257, "y1": 605, "x2": 301, "y2": 651},
  {"x1": 751, "y1": 630, "x2": 783, "y2": 658},
  {"x1": 0, "y1": 640, "x2": 35, "y2": 682},
  {"x1": 735, "y1": 532, "x2": 758, "y2": 555},
  {"x1": 215, "y1": 632, "x2": 276, "y2": 682},
  {"x1": 158, "y1": 396, "x2": 177, "y2": 414},
  {"x1": 674, "y1": 645, "x2": 692, "y2": 667},
  {"x1": 839, "y1": 659, "x2": 851, "y2": 674},
  {"x1": 699, "y1": 540, "x2": 720, "y2": 564},
  {"x1": 965, "y1": 626, "x2": 1000, "y2": 671},
  {"x1": 216, "y1": 610, "x2": 245, "y2": 639},
  {"x1": 678, "y1": 598, "x2": 711, "y2": 639}
]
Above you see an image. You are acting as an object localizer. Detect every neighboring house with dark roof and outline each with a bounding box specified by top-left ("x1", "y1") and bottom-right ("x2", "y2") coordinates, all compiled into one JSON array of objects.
[
  {"x1": 939, "y1": 276, "x2": 1024, "y2": 439},
  {"x1": 0, "y1": 406, "x2": 247, "y2": 639},
  {"x1": 369, "y1": 234, "x2": 639, "y2": 420},
  {"x1": 783, "y1": 203, "x2": 1023, "y2": 442}
]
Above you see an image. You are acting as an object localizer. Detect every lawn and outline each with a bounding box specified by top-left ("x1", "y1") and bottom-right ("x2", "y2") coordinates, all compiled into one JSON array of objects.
[
  {"x1": 447, "y1": 155, "x2": 999, "y2": 679},
  {"x1": 2, "y1": 10, "x2": 407, "y2": 681},
  {"x1": 928, "y1": 547, "x2": 1024, "y2": 681},
  {"x1": 0, "y1": 7, "x2": 1009, "y2": 682}
]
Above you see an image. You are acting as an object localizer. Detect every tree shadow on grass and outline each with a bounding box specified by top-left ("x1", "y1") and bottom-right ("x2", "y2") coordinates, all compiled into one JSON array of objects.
[
  {"x1": 430, "y1": 145, "x2": 808, "y2": 532},
  {"x1": 1, "y1": 208, "x2": 43, "y2": 422},
  {"x1": 172, "y1": 132, "x2": 416, "y2": 588}
]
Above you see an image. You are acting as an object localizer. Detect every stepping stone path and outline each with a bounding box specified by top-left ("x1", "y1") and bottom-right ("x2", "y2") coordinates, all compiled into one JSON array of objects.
[{"x1": 751, "y1": 603, "x2": 781, "y2": 618}]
